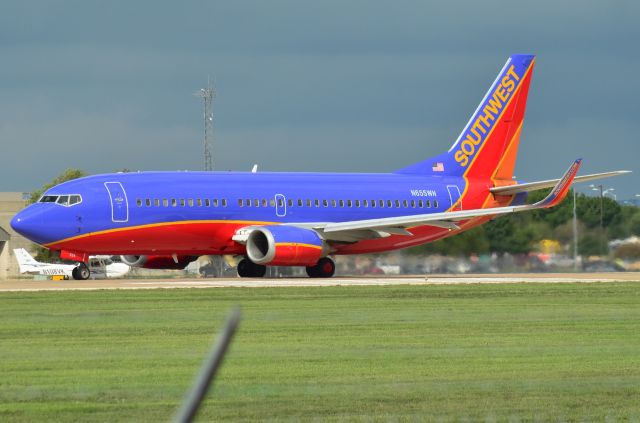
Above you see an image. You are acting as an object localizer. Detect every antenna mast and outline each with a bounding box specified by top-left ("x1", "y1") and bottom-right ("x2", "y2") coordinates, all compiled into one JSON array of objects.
[{"x1": 195, "y1": 78, "x2": 215, "y2": 171}]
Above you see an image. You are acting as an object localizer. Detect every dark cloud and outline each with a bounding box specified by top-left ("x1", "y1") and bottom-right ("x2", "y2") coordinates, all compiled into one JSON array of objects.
[{"x1": 1, "y1": 1, "x2": 638, "y2": 198}]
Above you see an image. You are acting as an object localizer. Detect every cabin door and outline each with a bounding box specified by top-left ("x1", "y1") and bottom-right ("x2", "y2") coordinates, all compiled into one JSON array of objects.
[
  {"x1": 447, "y1": 185, "x2": 463, "y2": 211},
  {"x1": 104, "y1": 182, "x2": 129, "y2": 223},
  {"x1": 275, "y1": 194, "x2": 287, "y2": 217}
]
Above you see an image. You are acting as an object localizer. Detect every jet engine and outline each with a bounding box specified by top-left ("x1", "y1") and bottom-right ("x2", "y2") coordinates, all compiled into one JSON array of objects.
[
  {"x1": 245, "y1": 225, "x2": 327, "y2": 266},
  {"x1": 120, "y1": 255, "x2": 196, "y2": 269}
]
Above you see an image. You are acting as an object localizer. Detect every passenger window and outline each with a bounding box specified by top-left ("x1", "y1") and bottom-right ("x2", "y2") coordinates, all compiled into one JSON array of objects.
[
  {"x1": 371, "y1": 200, "x2": 376, "y2": 208},
  {"x1": 136, "y1": 198, "x2": 142, "y2": 207},
  {"x1": 278, "y1": 199, "x2": 284, "y2": 207},
  {"x1": 288, "y1": 199, "x2": 293, "y2": 207},
  {"x1": 222, "y1": 199, "x2": 227, "y2": 207},
  {"x1": 306, "y1": 199, "x2": 312, "y2": 207},
  {"x1": 379, "y1": 200, "x2": 384, "y2": 208},
  {"x1": 172, "y1": 199, "x2": 177, "y2": 207},
  {"x1": 263, "y1": 199, "x2": 268, "y2": 207},
  {"x1": 205, "y1": 199, "x2": 210, "y2": 207},
  {"x1": 426, "y1": 200, "x2": 431, "y2": 208},
  {"x1": 347, "y1": 200, "x2": 352, "y2": 207},
  {"x1": 180, "y1": 199, "x2": 185, "y2": 207},
  {"x1": 395, "y1": 200, "x2": 400, "y2": 208},
  {"x1": 339, "y1": 200, "x2": 345, "y2": 207},
  {"x1": 197, "y1": 199, "x2": 202, "y2": 207},
  {"x1": 270, "y1": 199, "x2": 276, "y2": 207},
  {"x1": 254, "y1": 199, "x2": 259, "y2": 207},
  {"x1": 238, "y1": 199, "x2": 243, "y2": 207},
  {"x1": 403, "y1": 200, "x2": 408, "y2": 208},
  {"x1": 434, "y1": 200, "x2": 439, "y2": 208},
  {"x1": 355, "y1": 200, "x2": 360, "y2": 207},
  {"x1": 363, "y1": 200, "x2": 368, "y2": 208},
  {"x1": 188, "y1": 199, "x2": 194, "y2": 207},
  {"x1": 298, "y1": 199, "x2": 303, "y2": 207},
  {"x1": 315, "y1": 199, "x2": 320, "y2": 207},
  {"x1": 411, "y1": 200, "x2": 416, "y2": 208},
  {"x1": 146, "y1": 199, "x2": 151, "y2": 207},
  {"x1": 154, "y1": 199, "x2": 160, "y2": 207},
  {"x1": 387, "y1": 200, "x2": 393, "y2": 208},
  {"x1": 245, "y1": 199, "x2": 251, "y2": 207},
  {"x1": 323, "y1": 199, "x2": 328, "y2": 207},
  {"x1": 212, "y1": 199, "x2": 218, "y2": 207},
  {"x1": 163, "y1": 199, "x2": 169, "y2": 207},
  {"x1": 331, "y1": 199, "x2": 337, "y2": 207},
  {"x1": 418, "y1": 200, "x2": 423, "y2": 208}
]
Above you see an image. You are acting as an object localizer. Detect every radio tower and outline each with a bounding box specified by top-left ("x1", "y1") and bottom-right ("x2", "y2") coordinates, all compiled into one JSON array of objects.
[{"x1": 195, "y1": 78, "x2": 215, "y2": 171}]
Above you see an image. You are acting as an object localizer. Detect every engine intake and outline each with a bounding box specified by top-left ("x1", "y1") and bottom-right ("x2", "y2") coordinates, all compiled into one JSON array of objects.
[{"x1": 246, "y1": 226, "x2": 326, "y2": 266}]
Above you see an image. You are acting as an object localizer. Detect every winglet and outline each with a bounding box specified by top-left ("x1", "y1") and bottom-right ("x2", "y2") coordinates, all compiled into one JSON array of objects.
[{"x1": 532, "y1": 159, "x2": 582, "y2": 209}]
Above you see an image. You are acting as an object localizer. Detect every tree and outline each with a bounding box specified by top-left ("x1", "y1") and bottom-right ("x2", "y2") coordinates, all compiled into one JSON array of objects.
[{"x1": 29, "y1": 168, "x2": 86, "y2": 204}]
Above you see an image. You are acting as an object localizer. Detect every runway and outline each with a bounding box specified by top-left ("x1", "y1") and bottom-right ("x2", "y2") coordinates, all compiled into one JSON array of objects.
[{"x1": 1, "y1": 273, "x2": 639, "y2": 292}]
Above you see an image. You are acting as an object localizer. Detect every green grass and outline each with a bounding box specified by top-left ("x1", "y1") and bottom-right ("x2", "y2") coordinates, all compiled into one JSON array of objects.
[{"x1": 1, "y1": 283, "x2": 639, "y2": 422}]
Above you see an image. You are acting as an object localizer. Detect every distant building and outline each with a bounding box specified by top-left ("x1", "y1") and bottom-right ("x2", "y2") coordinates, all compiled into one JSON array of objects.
[{"x1": 0, "y1": 192, "x2": 32, "y2": 279}]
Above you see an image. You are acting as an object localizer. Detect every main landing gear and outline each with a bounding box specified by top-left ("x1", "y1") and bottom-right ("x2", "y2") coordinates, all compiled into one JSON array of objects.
[
  {"x1": 306, "y1": 257, "x2": 336, "y2": 278},
  {"x1": 237, "y1": 258, "x2": 267, "y2": 278},
  {"x1": 72, "y1": 263, "x2": 91, "y2": 280},
  {"x1": 236, "y1": 257, "x2": 336, "y2": 278}
]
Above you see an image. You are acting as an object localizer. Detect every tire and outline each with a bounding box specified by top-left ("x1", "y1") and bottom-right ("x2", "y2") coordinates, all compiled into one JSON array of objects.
[
  {"x1": 306, "y1": 257, "x2": 335, "y2": 278},
  {"x1": 74, "y1": 263, "x2": 91, "y2": 280},
  {"x1": 237, "y1": 258, "x2": 266, "y2": 278}
]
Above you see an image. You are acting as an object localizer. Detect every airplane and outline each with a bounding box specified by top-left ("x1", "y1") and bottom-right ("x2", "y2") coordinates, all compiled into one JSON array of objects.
[
  {"x1": 11, "y1": 54, "x2": 629, "y2": 279},
  {"x1": 13, "y1": 248, "x2": 130, "y2": 280}
]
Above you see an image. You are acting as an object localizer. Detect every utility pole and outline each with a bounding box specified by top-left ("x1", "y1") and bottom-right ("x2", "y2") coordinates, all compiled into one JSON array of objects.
[
  {"x1": 590, "y1": 184, "x2": 606, "y2": 255},
  {"x1": 195, "y1": 78, "x2": 215, "y2": 171},
  {"x1": 573, "y1": 190, "x2": 578, "y2": 270}
]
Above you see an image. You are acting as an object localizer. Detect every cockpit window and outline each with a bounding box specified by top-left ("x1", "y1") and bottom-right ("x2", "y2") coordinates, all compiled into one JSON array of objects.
[
  {"x1": 39, "y1": 194, "x2": 82, "y2": 207},
  {"x1": 40, "y1": 195, "x2": 59, "y2": 203}
]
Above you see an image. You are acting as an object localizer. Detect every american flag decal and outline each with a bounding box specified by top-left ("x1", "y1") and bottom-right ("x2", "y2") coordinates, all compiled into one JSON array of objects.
[{"x1": 432, "y1": 162, "x2": 444, "y2": 172}]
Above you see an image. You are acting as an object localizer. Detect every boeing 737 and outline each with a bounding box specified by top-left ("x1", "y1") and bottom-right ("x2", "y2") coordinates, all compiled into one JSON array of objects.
[{"x1": 11, "y1": 54, "x2": 629, "y2": 278}]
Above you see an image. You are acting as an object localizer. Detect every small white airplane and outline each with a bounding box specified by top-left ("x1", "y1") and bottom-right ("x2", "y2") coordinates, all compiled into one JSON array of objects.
[{"x1": 14, "y1": 248, "x2": 130, "y2": 280}]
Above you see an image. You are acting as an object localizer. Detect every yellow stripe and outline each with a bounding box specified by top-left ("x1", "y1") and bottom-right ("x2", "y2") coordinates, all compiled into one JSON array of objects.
[{"x1": 44, "y1": 219, "x2": 277, "y2": 247}]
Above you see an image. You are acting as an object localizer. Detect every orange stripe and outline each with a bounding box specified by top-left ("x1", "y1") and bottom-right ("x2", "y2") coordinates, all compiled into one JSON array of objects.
[{"x1": 275, "y1": 242, "x2": 323, "y2": 250}]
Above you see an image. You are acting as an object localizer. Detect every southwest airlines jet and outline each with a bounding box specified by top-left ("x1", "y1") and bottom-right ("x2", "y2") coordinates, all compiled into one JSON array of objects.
[{"x1": 11, "y1": 55, "x2": 628, "y2": 279}]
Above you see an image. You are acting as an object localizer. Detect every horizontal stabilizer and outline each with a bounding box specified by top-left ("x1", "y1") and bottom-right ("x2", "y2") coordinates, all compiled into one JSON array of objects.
[{"x1": 490, "y1": 170, "x2": 631, "y2": 196}]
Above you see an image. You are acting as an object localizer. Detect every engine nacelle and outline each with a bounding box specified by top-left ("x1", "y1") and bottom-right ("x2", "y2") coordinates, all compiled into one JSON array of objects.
[
  {"x1": 246, "y1": 226, "x2": 327, "y2": 266},
  {"x1": 120, "y1": 255, "x2": 196, "y2": 269}
]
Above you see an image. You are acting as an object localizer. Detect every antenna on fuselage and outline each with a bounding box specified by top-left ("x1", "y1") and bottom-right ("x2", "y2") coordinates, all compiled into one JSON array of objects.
[{"x1": 195, "y1": 77, "x2": 215, "y2": 171}]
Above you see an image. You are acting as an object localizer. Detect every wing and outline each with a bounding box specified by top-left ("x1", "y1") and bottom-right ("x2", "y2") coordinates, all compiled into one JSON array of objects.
[{"x1": 310, "y1": 159, "x2": 583, "y2": 242}]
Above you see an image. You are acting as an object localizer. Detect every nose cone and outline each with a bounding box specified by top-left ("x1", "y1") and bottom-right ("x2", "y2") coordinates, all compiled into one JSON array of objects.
[{"x1": 11, "y1": 206, "x2": 49, "y2": 245}]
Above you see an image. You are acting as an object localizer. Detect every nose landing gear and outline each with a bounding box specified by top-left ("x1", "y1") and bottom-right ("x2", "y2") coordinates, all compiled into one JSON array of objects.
[{"x1": 72, "y1": 263, "x2": 91, "y2": 280}]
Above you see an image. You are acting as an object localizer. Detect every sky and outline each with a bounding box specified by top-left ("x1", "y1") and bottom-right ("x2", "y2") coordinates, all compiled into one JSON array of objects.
[{"x1": 1, "y1": 1, "x2": 639, "y2": 199}]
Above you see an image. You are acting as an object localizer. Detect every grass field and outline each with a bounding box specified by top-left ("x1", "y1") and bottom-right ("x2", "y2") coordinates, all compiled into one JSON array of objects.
[{"x1": 1, "y1": 282, "x2": 639, "y2": 422}]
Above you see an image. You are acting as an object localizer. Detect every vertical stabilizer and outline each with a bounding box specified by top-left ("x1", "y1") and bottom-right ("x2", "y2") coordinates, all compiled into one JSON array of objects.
[{"x1": 395, "y1": 54, "x2": 535, "y2": 181}]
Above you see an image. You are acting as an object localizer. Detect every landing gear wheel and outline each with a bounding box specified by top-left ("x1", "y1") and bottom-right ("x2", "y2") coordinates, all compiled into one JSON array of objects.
[
  {"x1": 72, "y1": 263, "x2": 91, "y2": 280},
  {"x1": 306, "y1": 257, "x2": 335, "y2": 278},
  {"x1": 237, "y1": 258, "x2": 266, "y2": 278}
]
